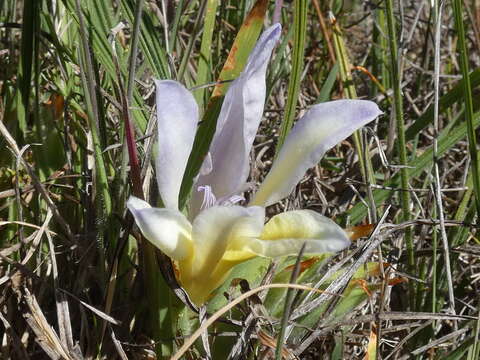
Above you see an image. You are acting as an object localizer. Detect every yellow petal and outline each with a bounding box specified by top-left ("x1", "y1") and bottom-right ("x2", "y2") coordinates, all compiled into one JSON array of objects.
[
  {"x1": 179, "y1": 205, "x2": 264, "y2": 305},
  {"x1": 244, "y1": 210, "x2": 350, "y2": 257}
]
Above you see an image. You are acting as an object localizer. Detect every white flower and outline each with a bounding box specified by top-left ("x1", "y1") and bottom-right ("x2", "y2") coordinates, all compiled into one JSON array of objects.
[{"x1": 127, "y1": 24, "x2": 382, "y2": 305}]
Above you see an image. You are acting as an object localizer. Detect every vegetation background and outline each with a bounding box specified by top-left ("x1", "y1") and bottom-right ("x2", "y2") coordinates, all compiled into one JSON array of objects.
[{"x1": 0, "y1": 0, "x2": 479, "y2": 358}]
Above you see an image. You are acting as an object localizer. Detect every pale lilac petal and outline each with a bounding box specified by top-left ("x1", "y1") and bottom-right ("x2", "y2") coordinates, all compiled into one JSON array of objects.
[
  {"x1": 244, "y1": 210, "x2": 350, "y2": 257},
  {"x1": 199, "y1": 152, "x2": 213, "y2": 176},
  {"x1": 127, "y1": 196, "x2": 193, "y2": 260},
  {"x1": 155, "y1": 80, "x2": 198, "y2": 209},
  {"x1": 191, "y1": 24, "x2": 282, "y2": 212},
  {"x1": 251, "y1": 100, "x2": 382, "y2": 206}
]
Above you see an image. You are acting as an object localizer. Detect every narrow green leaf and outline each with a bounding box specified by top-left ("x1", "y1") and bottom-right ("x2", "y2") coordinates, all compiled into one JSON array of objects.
[
  {"x1": 211, "y1": 0, "x2": 269, "y2": 98},
  {"x1": 275, "y1": 0, "x2": 307, "y2": 154},
  {"x1": 385, "y1": 0, "x2": 413, "y2": 305},
  {"x1": 74, "y1": 0, "x2": 112, "y2": 218},
  {"x1": 316, "y1": 62, "x2": 339, "y2": 103},
  {"x1": 405, "y1": 68, "x2": 480, "y2": 141},
  {"x1": 18, "y1": 0, "x2": 39, "y2": 134},
  {"x1": 452, "y1": 0, "x2": 480, "y2": 218},
  {"x1": 194, "y1": 0, "x2": 219, "y2": 107}
]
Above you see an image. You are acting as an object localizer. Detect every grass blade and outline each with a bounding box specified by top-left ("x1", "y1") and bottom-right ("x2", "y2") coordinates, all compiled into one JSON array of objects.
[
  {"x1": 385, "y1": 0, "x2": 414, "y2": 307},
  {"x1": 194, "y1": 0, "x2": 219, "y2": 107},
  {"x1": 452, "y1": 0, "x2": 480, "y2": 218},
  {"x1": 275, "y1": 0, "x2": 307, "y2": 154}
]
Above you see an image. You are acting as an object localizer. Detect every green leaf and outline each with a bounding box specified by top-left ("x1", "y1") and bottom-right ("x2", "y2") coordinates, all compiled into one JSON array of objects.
[
  {"x1": 206, "y1": 257, "x2": 271, "y2": 313},
  {"x1": 316, "y1": 62, "x2": 339, "y2": 103},
  {"x1": 275, "y1": 0, "x2": 307, "y2": 154}
]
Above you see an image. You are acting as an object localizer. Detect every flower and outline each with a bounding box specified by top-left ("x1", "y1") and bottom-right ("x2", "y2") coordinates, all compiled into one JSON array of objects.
[{"x1": 127, "y1": 24, "x2": 382, "y2": 305}]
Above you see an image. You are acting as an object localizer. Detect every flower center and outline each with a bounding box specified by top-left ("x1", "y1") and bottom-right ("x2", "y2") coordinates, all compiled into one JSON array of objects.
[
  {"x1": 198, "y1": 185, "x2": 217, "y2": 210},
  {"x1": 198, "y1": 185, "x2": 245, "y2": 210}
]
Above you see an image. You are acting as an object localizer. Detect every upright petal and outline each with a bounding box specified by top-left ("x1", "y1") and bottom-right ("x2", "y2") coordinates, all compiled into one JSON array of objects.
[
  {"x1": 244, "y1": 210, "x2": 350, "y2": 257},
  {"x1": 251, "y1": 100, "x2": 382, "y2": 206},
  {"x1": 179, "y1": 205, "x2": 265, "y2": 304},
  {"x1": 155, "y1": 80, "x2": 198, "y2": 209},
  {"x1": 191, "y1": 24, "x2": 282, "y2": 212},
  {"x1": 127, "y1": 196, "x2": 193, "y2": 261}
]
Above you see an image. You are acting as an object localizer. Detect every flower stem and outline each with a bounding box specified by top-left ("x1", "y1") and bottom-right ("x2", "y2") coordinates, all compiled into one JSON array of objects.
[{"x1": 385, "y1": 0, "x2": 414, "y2": 308}]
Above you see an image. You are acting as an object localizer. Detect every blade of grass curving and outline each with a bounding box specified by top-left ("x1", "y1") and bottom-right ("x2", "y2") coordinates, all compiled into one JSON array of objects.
[
  {"x1": 385, "y1": 0, "x2": 414, "y2": 307},
  {"x1": 0, "y1": 121, "x2": 74, "y2": 241},
  {"x1": 405, "y1": 68, "x2": 480, "y2": 141},
  {"x1": 178, "y1": 0, "x2": 269, "y2": 209},
  {"x1": 275, "y1": 0, "x2": 307, "y2": 154},
  {"x1": 194, "y1": 0, "x2": 219, "y2": 107},
  {"x1": 453, "y1": 0, "x2": 480, "y2": 218}
]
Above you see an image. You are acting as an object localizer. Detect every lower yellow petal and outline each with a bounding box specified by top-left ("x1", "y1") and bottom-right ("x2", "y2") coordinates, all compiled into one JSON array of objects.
[{"x1": 178, "y1": 205, "x2": 265, "y2": 305}]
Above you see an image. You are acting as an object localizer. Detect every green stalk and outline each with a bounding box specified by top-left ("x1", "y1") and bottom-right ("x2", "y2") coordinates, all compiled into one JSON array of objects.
[
  {"x1": 124, "y1": 0, "x2": 144, "y2": 198},
  {"x1": 275, "y1": 246, "x2": 305, "y2": 360},
  {"x1": 168, "y1": 0, "x2": 186, "y2": 54},
  {"x1": 194, "y1": 0, "x2": 219, "y2": 107},
  {"x1": 431, "y1": 201, "x2": 437, "y2": 313},
  {"x1": 127, "y1": 0, "x2": 145, "y2": 104},
  {"x1": 373, "y1": 7, "x2": 390, "y2": 93},
  {"x1": 177, "y1": 0, "x2": 207, "y2": 82},
  {"x1": 449, "y1": 173, "x2": 473, "y2": 247},
  {"x1": 432, "y1": 0, "x2": 456, "y2": 320},
  {"x1": 385, "y1": 0, "x2": 414, "y2": 307},
  {"x1": 275, "y1": 0, "x2": 307, "y2": 153},
  {"x1": 330, "y1": 14, "x2": 376, "y2": 222},
  {"x1": 74, "y1": 0, "x2": 112, "y2": 221},
  {"x1": 452, "y1": 0, "x2": 480, "y2": 218},
  {"x1": 453, "y1": 0, "x2": 480, "y2": 352},
  {"x1": 18, "y1": 0, "x2": 38, "y2": 135},
  {"x1": 121, "y1": 3, "x2": 175, "y2": 356}
]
